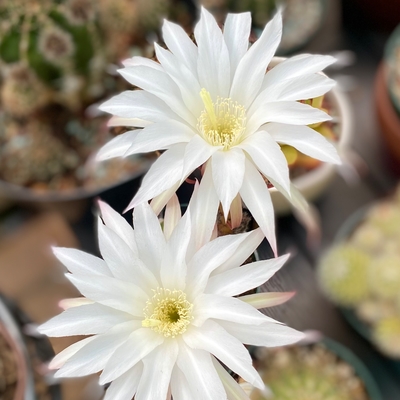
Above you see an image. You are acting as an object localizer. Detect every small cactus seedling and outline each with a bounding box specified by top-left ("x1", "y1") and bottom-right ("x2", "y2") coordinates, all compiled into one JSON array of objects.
[{"x1": 373, "y1": 317, "x2": 400, "y2": 358}]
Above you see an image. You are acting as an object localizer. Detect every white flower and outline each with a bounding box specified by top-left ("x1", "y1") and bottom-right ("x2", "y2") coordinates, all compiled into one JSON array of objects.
[
  {"x1": 98, "y1": 8, "x2": 340, "y2": 255},
  {"x1": 39, "y1": 197, "x2": 303, "y2": 400}
]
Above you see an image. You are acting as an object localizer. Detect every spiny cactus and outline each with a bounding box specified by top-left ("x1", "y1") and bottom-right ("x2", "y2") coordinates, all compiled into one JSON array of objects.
[
  {"x1": 372, "y1": 317, "x2": 400, "y2": 358},
  {"x1": 318, "y1": 244, "x2": 371, "y2": 307},
  {"x1": 0, "y1": 0, "x2": 105, "y2": 117},
  {"x1": 368, "y1": 255, "x2": 400, "y2": 300},
  {"x1": 251, "y1": 345, "x2": 370, "y2": 400}
]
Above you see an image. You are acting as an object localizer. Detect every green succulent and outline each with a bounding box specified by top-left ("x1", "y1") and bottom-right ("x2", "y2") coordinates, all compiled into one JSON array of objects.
[
  {"x1": 368, "y1": 255, "x2": 400, "y2": 300},
  {"x1": 373, "y1": 317, "x2": 400, "y2": 358},
  {"x1": 318, "y1": 244, "x2": 371, "y2": 307},
  {"x1": 0, "y1": 0, "x2": 105, "y2": 116}
]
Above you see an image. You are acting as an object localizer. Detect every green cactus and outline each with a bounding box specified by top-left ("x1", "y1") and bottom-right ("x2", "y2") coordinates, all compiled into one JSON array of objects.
[
  {"x1": 0, "y1": 0, "x2": 106, "y2": 117},
  {"x1": 366, "y1": 201, "x2": 400, "y2": 237},
  {"x1": 251, "y1": 345, "x2": 369, "y2": 400},
  {"x1": 318, "y1": 244, "x2": 371, "y2": 307},
  {"x1": 372, "y1": 317, "x2": 400, "y2": 358}
]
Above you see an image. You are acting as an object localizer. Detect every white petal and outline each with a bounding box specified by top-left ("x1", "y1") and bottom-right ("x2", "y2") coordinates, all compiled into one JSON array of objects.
[
  {"x1": 98, "y1": 200, "x2": 137, "y2": 255},
  {"x1": 133, "y1": 202, "x2": 167, "y2": 278},
  {"x1": 195, "y1": 7, "x2": 230, "y2": 99},
  {"x1": 126, "y1": 143, "x2": 186, "y2": 210},
  {"x1": 193, "y1": 294, "x2": 277, "y2": 326},
  {"x1": 184, "y1": 320, "x2": 264, "y2": 389},
  {"x1": 107, "y1": 116, "x2": 151, "y2": 128},
  {"x1": 96, "y1": 129, "x2": 139, "y2": 161},
  {"x1": 212, "y1": 357, "x2": 249, "y2": 400},
  {"x1": 219, "y1": 320, "x2": 305, "y2": 347},
  {"x1": 104, "y1": 363, "x2": 143, "y2": 400},
  {"x1": 124, "y1": 120, "x2": 195, "y2": 157},
  {"x1": 230, "y1": 10, "x2": 282, "y2": 108},
  {"x1": 38, "y1": 303, "x2": 133, "y2": 337},
  {"x1": 239, "y1": 131, "x2": 290, "y2": 193},
  {"x1": 150, "y1": 180, "x2": 181, "y2": 216},
  {"x1": 181, "y1": 135, "x2": 220, "y2": 182},
  {"x1": 135, "y1": 341, "x2": 179, "y2": 400},
  {"x1": 100, "y1": 328, "x2": 164, "y2": 384},
  {"x1": 122, "y1": 56, "x2": 163, "y2": 70},
  {"x1": 161, "y1": 210, "x2": 191, "y2": 290},
  {"x1": 239, "y1": 158, "x2": 276, "y2": 255},
  {"x1": 163, "y1": 193, "x2": 181, "y2": 240},
  {"x1": 162, "y1": 20, "x2": 198, "y2": 73},
  {"x1": 119, "y1": 66, "x2": 196, "y2": 126},
  {"x1": 170, "y1": 366, "x2": 199, "y2": 400},
  {"x1": 229, "y1": 193, "x2": 243, "y2": 229},
  {"x1": 55, "y1": 321, "x2": 136, "y2": 377},
  {"x1": 247, "y1": 100, "x2": 331, "y2": 134},
  {"x1": 97, "y1": 217, "x2": 157, "y2": 288},
  {"x1": 176, "y1": 342, "x2": 226, "y2": 400},
  {"x1": 66, "y1": 273, "x2": 147, "y2": 316},
  {"x1": 99, "y1": 90, "x2": 181, "y2": 123},
  {"x1": 186, "y1": 164, "x2": 219, "y2": 259},
  {"x1": 205, "y1": 254, "x2": 289, "y2": 296},
  {"x1": 212, "y1": 228, "x2": 264, "y2": 275},
  {"x1": 266, "y1": 122, "x2": 341, "y2": 164},
  {"x1": 52, "y1": 247, "x2": 112, "y2": 276},
  {"x1": 223, "y1": 12, "x2": 251, "y2": 82},
  {"x1": 187, "y1": 230, "x2": 256, "y2": 297},
  {"x1": 239, "y1": 292, "x2": 295, "y2": 309},
  {"x1": 211, "y1": 148, "x2": 245, "y2": 220},
  {"x1": 155, "y1": 43, "x2": 203, "y2": 117},
  {"x1": 58, "y1": 297, "x2": 94, "y2": 310},
  {"x1": 261, "y1": 54, "x2": 336, "y2": 91}
]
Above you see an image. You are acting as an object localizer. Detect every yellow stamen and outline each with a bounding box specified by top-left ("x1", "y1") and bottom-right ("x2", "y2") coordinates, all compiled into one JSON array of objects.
[
  {"x1": 198, "y1": 89, "x2": 246, "y2": 150},
  {"x1": 142, "y1": 288, "x2": 193, "y2": 338}
]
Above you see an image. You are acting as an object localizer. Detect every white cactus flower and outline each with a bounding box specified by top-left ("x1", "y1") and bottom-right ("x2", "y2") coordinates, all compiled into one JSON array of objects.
[{"x1": 39, "y1": 197, "x2": 303, "y2": 400}]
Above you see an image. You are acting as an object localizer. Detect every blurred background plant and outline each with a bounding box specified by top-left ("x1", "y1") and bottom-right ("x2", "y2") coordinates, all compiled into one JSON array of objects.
[{"x1": 318, "y1": 185, "x2": 400, "y2": 359}]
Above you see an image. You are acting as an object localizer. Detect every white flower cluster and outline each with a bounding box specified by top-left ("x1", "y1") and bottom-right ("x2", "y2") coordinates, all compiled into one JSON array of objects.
[{"x1": 40, "y1": 7, "x2": 340, "y2": 400}]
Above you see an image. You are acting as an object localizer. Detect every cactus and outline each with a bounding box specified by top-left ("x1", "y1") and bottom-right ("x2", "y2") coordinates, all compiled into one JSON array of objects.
[
  {"x1": 372, "y1": 317, "x2": 400, "y2": 358},
  {"x1": 0, "y1": 0, "x2": 106, "y2": 117},
  {"x1": 251, "y1": 345, "x2": 369, "y2": 400},
  {"x1": 318, "y1": 244, "x2": 371, "y2": 307},
  {"x1": 350, "y1": 222, "x2": 384, "y2": 254},
  {"x1": 366, "y1": 201, "x2": 400, "y2": 237}
]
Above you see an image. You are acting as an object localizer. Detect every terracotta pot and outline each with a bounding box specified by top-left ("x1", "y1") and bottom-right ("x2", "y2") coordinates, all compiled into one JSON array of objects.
[
  {"x1": 269, "y1": 57, "x2": 353, "y2": 215},
  {"x1": 375, "y1": 62, "x2": 400, "y2": 175}
]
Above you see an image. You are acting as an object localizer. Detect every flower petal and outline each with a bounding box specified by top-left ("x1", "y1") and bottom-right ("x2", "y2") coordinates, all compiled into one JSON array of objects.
[
  {"x1": 211, "y1": 148, "x2": 245, "y2": 221},
  {"x1": 223, "y1": 12, "x2": 251, "y2": 82},
  {"x1": 205, "y1": 254, "x2": 290, "y2": 296},
  {"x1": 266, "y1": 122, "x2": 341, "y2": 164},
  {"x1": 193, "y1": 294, "x2": 278, "y2": 326},
  {"x1": 230, "y1": 9, "x2": 282, "y2": 108},
  {"x1": 122, "y1": 56, "x2": 163, "y2": 70},
  {"x1": 261, "y1": 54, "x2": 336, "y2": 92},
  {"x1": 176, "y1": 342, "x2": 226, "y2": 400},
  {"x1": 38, "y1": 303, "x2": 133, "y2": 337},
  {"x1": 52, "y1": 247, "x2": 112, "y2": 277},
  {"x1": 195, "y1": 7, "x2": 230, "y2": 99},
  {"x1": 163, "y1": 193, "x2": 181, "y2": 240},
  {"x1": 107, "y1": 116, "x2": 151, "y2": 128},
  {"x1": 58, "y1": 297, "x2": 94, "y2": 310},
  {"x1": 98, "y1": 200, "x2": 137, "y2": 255},
  {"x1": 239, "y1": 292, "x2": 295, "y2": 309},
  {"x1": 135, "y1": 341, "x2": 179, "y2": 400},
  {"x1": 119, "y1": 66, "x2": 195, "y2": 126},
  {"x1": 239, "y1": 131, "x2": 290, "y2": 193},
  {"x1": 150, "y1": 180, "x2": 181, "y2": 216},
  {"x1": 170, "y1": 366, "x2": 200, "y2": 400},
  {"x1": 218, "y1": 320, "x2": 305, "y2": 347},
  {"x1": 184, "y1": 320, "x2": 264, "y2": 389},
  {"x1": 212, "y1": 357, "x2": 249, "y2": 400},
  {"x1": 99, "y1": 90, "x2": 181, "y2": 123},
  {"x1": 100, "y1": 328, "x2": 164, "y2": 385},
  {"x1": 212, "y1": 228, "x2": 264, "y2": 275},
  {"x1": 133, "y1": 202, "x2": 167, "y2": 278},
  {"x1": 162, "y1": 19, "x2": 198, "y2": 73},
  {"x1": 124, "y1": 120, "x2": 195, "y2": 157},
  {"x1": 239, "y1": 158, "x2": 276, "y2": 255},
  {"x1": 104, "y1": 363, "x2": 143, "y2": 400},
  {"x1": 66, "y1": 273, "x2": 147, "y2": 316},
  {"x1": 95, "y1": 129, "x2": 139, "y2": 161},
  {"x1": 126, "y1": 143, "x2": 186, "y2": 211}
]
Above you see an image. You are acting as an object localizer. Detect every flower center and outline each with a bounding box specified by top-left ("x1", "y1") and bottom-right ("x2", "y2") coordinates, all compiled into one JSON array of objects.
[
  {"x1": 142, "y1": 288, "x2": 193, "y2": 337},
  {"x1": 198, "y1": 89, "x2": 246, "y2": 150}
]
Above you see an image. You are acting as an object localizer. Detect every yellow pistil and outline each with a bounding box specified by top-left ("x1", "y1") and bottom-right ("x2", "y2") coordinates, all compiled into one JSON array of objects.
[
  {"x1": 142, "y1": 288, "x2": 193, "y2": 338},
  {"x1": 198, "y1": 88, "x2": 246, "y2": 150}
]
